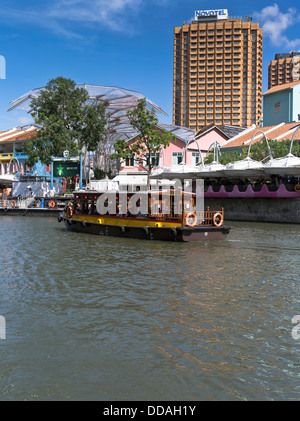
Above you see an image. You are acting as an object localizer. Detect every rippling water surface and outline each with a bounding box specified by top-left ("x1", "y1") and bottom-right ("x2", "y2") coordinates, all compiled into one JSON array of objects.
[{"x1": 0, "y1": 216, "x2": 299, "y2": 401}]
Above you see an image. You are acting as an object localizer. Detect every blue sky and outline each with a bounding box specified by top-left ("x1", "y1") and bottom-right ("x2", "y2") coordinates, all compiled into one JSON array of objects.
[{"x1": 0, "y1": 0, "x2": 300, "y2": 130}]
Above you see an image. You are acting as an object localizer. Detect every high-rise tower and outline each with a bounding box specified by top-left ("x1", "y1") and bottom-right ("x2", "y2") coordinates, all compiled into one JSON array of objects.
[
  {"x1": 173, "y1": 9, "x2": 263, "y2": 131},
  {"x1": 268, "y1": 52, "x2": 300, "y2": 89}
]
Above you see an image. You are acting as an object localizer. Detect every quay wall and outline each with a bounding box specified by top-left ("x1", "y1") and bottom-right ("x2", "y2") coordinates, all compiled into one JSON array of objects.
[
  {"x1": 1, "y1": 199, "x2": 300, "y2": 224},
  {"x1": 0, "y1": 208, "x2": 61, "y2": 216},
  {"x1": 205, "y1": 198, "x2": 300, "y2": 224}
]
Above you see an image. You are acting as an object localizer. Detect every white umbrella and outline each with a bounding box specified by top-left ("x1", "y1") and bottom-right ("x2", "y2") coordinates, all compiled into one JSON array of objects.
[
  {"x1": 195, "y1": 141, "x2": 226, "y2": 178},
  {"x1": 151, "y1": 162, "x2": 201, "y2": 180},
  {"x1": 195, "y1": 161, "x2": 226, "y2": 178},
  {"x1": 224, "y1": 130, "x2": 268, "y2": 178},
  {"x1": 263, "y1": 125, "x2": 300, "y2": 176}
]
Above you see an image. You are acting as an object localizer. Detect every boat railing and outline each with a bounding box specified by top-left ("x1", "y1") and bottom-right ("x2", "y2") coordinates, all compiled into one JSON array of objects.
[
  {"x1": 148, "y1": 207, "x2": 224, "y2": 226},
  {"x1": 195, "y1": 207, "x2": 224, "y2": 227},
  {"x1": 0, "y1": 196, "x2": 45, "y2": 209},
  {"x1": 148, "y1": 213, "x2": 182, "y2": 222},
  {"x1": 0, "y1": 197, "x2": 32, "y2": 209}
]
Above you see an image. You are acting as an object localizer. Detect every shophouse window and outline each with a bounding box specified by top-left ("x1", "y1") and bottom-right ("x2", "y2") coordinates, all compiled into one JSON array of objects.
[
  {"x1": 192, "y1": 152, "x2": 201, "y2": 166},
  {"x1": 125, "y1": 157, "x2": 135, "y2": 167},
  {"x1": 172, "y1": 152, "x2": 183, "y2": 165},
  {"x1": 144, "y1": 153, "x2": 160, "y2": 167}
]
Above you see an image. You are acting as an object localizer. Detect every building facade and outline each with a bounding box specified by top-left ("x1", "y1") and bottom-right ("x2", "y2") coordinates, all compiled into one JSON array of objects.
[
  {"x1": 0, "y1": 126, "x2": 51, "y2": 177},
  {"x1": 263, "y1": 80, "x2": 300, "y2": 127},
  {"x1": 268, "y1": 52, "x2": 300, "y2": 90},
  {"x1": 117, "y1": 123, "x2": 247, "y2": 178},
  {"x1": 173, "y1": 9, "x2": 263, "y2": 131}
]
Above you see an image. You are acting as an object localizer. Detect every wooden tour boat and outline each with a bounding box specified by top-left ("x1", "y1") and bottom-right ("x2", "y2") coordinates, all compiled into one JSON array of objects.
[{"x1": 58, "y1": 189, "x2": 231, "y2": 242}]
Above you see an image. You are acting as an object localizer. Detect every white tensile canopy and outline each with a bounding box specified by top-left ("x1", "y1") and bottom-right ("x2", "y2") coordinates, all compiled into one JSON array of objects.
[
  {"x1": 8, "y1": 84, "x2": 168, "y2": 143},
  {"x1": 9, "y1": 84, "x2": 201, "y2": 178},
  {"x1": 263, "y1": 125, "x2": 300, "y2": 176},
  {"x1": 224, "y1": 130, "x2": 267, "y2": 178}
]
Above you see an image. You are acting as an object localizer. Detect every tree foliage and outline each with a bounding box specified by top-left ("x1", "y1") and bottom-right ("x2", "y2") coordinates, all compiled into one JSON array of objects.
[
  {"x1": 205, "y1": 150, "x2": 245, "y2": 165},
  {"x1": 23, "y1": 77, "x2": 107, "y2": 166},
  {"x1": 248, "y1": 138, "x2": 300, "y2": 161},
  {"x1": 111, "y1": 98, "x2": 174, "y2": 188}
]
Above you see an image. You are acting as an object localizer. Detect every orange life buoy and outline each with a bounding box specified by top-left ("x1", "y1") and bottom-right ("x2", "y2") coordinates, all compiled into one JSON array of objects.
[
  {"x1": 3, "y1": 189, "x2": 8, "y2": 195},
  {"x1": 11, "y1": 200, "x2": 16, "y2": 208},
  {"x1": 213, "y1": 212, "x2": 224, "y2": 227},
  {"x1": 49, "y1": 200, "x2": 56, "y2": 208},
  {"x1": 186, "y1": 212, "x2": 197, "y2": 227},
  {"x1": 295, "y1": 184, "x2": 300, "y2": 192}
]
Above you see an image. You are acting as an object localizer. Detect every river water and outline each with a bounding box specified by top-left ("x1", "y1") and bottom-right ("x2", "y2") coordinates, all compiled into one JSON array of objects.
[{"x1": 0, "y1": 216, "x2": 299, "y2": 401}]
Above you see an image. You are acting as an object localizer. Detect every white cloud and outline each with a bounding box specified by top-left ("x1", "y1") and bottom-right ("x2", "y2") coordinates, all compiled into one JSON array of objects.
[
  {"x1": 0, "y1": 5, "x2": 84, "y2": 40},
  {"x1": 254, "y1": 4, "x2": 300, "y2": 51},
  {"x1": 0, "y1": 0, "x2": 168, "y2": 38},
  {"x1": 48, "y1": 0, "x2": 143, "y2": 31}
]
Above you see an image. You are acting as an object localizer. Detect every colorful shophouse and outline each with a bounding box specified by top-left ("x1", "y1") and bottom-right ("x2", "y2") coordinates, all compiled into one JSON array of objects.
[
  {"x1": 0, "y1": 125, "x2": 51, "y2": 178},
  {"x1": 118, "y1": 122, "x2": 246, "y2": 175}
]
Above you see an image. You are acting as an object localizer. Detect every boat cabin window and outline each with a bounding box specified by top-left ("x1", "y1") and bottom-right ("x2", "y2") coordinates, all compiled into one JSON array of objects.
[
  {"x1": 72, "y1": 191, "x2": 196, "y2": 221},
  {"x1": 73, "y1": 196, "x2": 97, "y2": 215},
  {"x1": 184, "y1": 196, "x2": 195, "y2": 212},
  {"x1": 151, "y1": 198, "x2": 171, "y2": 215},
  {"x1": 148, "y1": 191, "x2": 195, "y2": 220}
]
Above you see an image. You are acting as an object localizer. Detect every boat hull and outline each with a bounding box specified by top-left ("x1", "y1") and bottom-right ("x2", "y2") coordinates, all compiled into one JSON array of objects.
[{"x1": 60, "y1": 216, "x2": 230, "y2": 242}]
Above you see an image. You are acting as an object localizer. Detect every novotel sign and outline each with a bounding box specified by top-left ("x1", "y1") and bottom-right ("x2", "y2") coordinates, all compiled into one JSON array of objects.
[{"x1": 195, "y1": 9, "x2": 228, "y2": 20}]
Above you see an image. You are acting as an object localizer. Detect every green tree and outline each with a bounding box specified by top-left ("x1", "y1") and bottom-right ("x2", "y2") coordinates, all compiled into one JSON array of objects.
[
  {"x1": 205, "y1": 150, "x2": 246, "y2": 165},
  {"x1": 23, "y1": 76, "x2": 107, "y2": 167},
  {"x1": 111, "y1": 98, "x2": 174, "y2": 190},
  {"x1": 248, "y1": 138, "x2": 273, "y2": 162},
  {"x1": 248, "y1": 138, "x2": 300, "y2": 161}
]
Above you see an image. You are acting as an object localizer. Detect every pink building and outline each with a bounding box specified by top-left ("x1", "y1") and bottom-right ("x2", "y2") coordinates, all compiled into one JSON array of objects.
[{"x1": 118, "y1": 123, "x2": 246, "y2": 174}]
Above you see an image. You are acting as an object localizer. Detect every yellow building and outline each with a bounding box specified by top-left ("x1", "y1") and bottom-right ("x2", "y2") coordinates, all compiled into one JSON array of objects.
[
  {"x1": 268, "y1": 52, "x2": 300, "y2": 89},
  {"x1": 173, "y1": 9, "x2": 263, "y2": 131}
]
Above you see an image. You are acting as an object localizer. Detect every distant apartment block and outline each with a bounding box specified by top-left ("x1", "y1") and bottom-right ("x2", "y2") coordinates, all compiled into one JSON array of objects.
[
  {"x1": 173, "y1": 9, "x2": 263, "y2": 131},
  {"x1": 268, "y1": 52, "x2": 300, "y2": 90}
]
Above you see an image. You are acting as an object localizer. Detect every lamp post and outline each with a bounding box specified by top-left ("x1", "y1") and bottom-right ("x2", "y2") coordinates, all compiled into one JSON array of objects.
[
  {"x1": 79, "y1": 154, "x2": 83, "y2": 190},
  {"x1": 50, "y1": 156, "x2": 54, "y2": 190}
]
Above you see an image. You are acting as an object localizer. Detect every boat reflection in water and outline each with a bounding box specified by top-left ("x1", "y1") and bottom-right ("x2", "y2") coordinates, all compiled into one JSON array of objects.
[{"x1": 58, "y1": 189, "x2": 230, "y2": 242}]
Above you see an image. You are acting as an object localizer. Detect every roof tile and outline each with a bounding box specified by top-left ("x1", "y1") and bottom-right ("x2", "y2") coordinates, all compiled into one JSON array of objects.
[
  {"x1": 222, "y1": 123, "x2": 300, "y2": 148},
  {"x1": 263, "y1": 80, "x2": 300, "y2": 96},
  {"x1": 0, "y1": 128, "x2": 37, "y2": 143}
]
